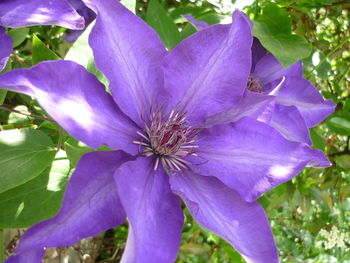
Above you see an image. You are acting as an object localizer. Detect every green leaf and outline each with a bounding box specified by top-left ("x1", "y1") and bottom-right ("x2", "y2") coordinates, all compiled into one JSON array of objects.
[
  {"x1": 310, "y1": 128, "x2": 326, "y2": 151},
  {"x1": 0, "y1": 151, "x2": 71, "y2": 228},
  {"x1": 65, "y1": 22, "x2": 109, "y2": 87},
  {"x1": 8, "y1": 105, "x2": 31, "y2": 126},
  {"x1": 32, "y1": 34, "x2": 60, "y2": 65},
  {"x1": 64, "y1": 137, "x2": 111, "y2": 167},
  {"x1": 253, "y1": 4, "x2": 312, "y2": 67},
  {"x1": 64, "y1": 138, "x2": 94, "y2": 167},
  {"x1": 7, "y1": 28, "x2": 29, "y2": 48},
  {"x1": 327, "y1": 116, "x2": 350, "y2": 135},
  {"x1": 146, "y1": 0, "x2": 181, "y2": 49},
  {"x1": 0, "y1": 128, "x2": 56, "y2": 193}
]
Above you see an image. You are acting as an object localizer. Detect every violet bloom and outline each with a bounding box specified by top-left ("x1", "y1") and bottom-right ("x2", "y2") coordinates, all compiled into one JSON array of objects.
[
  {"x1": 0, "y1": 0, "x2": 84, "y2": 71},
  {"x1": 0, "y1": 0, "x2": 330, "y2": 262},
  {"x1": 186, "y1": 18, "x2": 335, "y2": 145}
]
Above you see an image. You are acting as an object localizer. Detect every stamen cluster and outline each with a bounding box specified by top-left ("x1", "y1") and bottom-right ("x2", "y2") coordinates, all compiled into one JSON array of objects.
[
  {"x1": 134, "y1": 110, "x2": 199, "y2": 171},
  {"x1": 246, "y1": 76, "x2": 263, "y2": 93}
]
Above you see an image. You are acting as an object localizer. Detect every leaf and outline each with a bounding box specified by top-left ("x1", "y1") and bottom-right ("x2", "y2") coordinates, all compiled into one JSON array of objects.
[
  {"x1": 7, "y1": 28, "x2": 29, "y2": 48},
  {"x1": 146, "y1": 0, "x2": 181, "y2": 49},
  {"x1": 310, "y1": 128, "x2": 326, "y2": 151},
  {"x1": 0, "y1": 128, "x2": 56, "y2": 193},
  {"x1": 32, "y1": 34, "x2": 60, "y2": 65},
  {"x1": 65, "y1": 22, "x2": 109, "y2": 87},
  {"x1": 253, "y1": 4, "x2": 312, "y2": 67},
  {"x1": 180, "y1": 243, "x2": 210, "y2": 254},
  {"x1": 0, "y1": 151, "x2": 72, "y2": 228},
  {"x1": 64, "y1": 138, "x2": 94, "y2": 167},
  {"x1": 327, "y1": 116, "x2": 350, "y2": 135},
  {"x1": 8, "y1": 105, "x2": 31, "y2": 126}
]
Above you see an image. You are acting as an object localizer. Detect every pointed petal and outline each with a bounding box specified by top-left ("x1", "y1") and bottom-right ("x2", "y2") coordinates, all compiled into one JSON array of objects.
[
  {"x1": 0, "y1": 60, "x2": 139, "y2": 153},
  {"x1": 0, "y1": 0, "x2": 84, "y2": 29},
  {"x1": 182, "y1": 14, "x2": 209, "y2": 31},
  {"x1": 170, "y1": 172, "x2": 279, "y2": 263},
  {"x1": 115, "y1": 157, "x2": 184, "y2": 263},
  {"x1": 204, "y1": 91, "x2": 275, "y2": 127},
  {"x1": 81, "y1": 0, "x2": 167, "y2": 125},
  {"x1": 189, "y1": 117, "x2": 330, "y2": 202},
  {"x1": 268, "y1": 104, "x2": 312, "y2": 145},
  {"x1": 65, "y1": 0, "x2": 96, "y2": 42},
  {"x1": 162, "y1": 10, "x2": 252, "y2": 124},
  {"x1": 0, "y1": 28, "x2": 12, "y2": 71},
  {"x1": 7, "y1": 151, "x2": 130, "y2": 262},
  {"x1": 251, "y1": 37, "x2": 267, "y2": 72},
  {"x1": 276, "y1": 77, "x2": 336, "y2": 127}
]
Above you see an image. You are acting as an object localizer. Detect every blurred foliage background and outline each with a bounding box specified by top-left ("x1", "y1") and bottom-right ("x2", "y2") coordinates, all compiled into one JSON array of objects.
[{"x1": 0, "y1": 0, "x2": 349, "y2": 262}]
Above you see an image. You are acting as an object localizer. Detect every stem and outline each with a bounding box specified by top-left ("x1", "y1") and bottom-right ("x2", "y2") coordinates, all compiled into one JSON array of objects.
[
  {"x1": 306, "y1": 37, "x2": 350, "y2": 78},
  {"x1": 0, "y1": 105, "x2": 54, "y2": 122},
  {"x1": 0, "y1": 228, "x2": 4, "y2": 263}
]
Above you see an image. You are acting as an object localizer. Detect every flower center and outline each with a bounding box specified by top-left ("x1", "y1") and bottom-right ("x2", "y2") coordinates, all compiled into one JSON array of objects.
[
  {"x1": 246, "y1": 76, "x2": 263, "y2": 93},
  {"x1": 133, "y1": 110, "x2": 199, "y2": 171}
]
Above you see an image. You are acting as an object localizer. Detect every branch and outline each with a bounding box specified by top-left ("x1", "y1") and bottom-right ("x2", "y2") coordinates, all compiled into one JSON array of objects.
[{"x1": 0, "y1": 105, "x2": 54, "y2": 122}]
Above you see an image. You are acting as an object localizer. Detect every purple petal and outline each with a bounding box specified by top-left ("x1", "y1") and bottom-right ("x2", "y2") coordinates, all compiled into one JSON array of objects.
[
  {"x1": 204, "y1": 90, "x2": 275, "y2": 127},
  {"x1": 0, "y1": 60, "x2": 139, "y2": 153},
  {"x1": 0, "y1": 0, "x2": 84, "y2": 29},
  {"x1": 7, "y1": 151, "x2": 130, "y2": 263},
  {"x1": 253, "y1": 54, "x2": 301, "y2": 89},
  {"x1": 162, "y1": 10, "x2": 252, "y2": 124},
  {"x1": 65, "y1": 0, "x2": 96, "y2": 42},
  {"x1": 0, "y1": 27, "x2": 12, "y2": 72},
  {"x1": 189, "y1": 117, "x2": 330, "y2": 202},
  {"x1": 251, "y1": 37, "x2": 267, "y2": 72},
  {"x1": 114, "y1": 157, "x2": 184, "y2": 263},
  {"x1": 170, "y1": 172, "x2": 279, "y2": 263},
  {"x1": 182, "y1": 14, "x2": 209, "y2": 31},
  {"x1": 5, "y1": 249, "x2": 45, "y2": 263},
  {"x1": 268, "y1": 104, "x2": 312, "y2": 145},
  {"x1": 275, "y1": 77, "x2": 336, "y2": 127},
  {"x1": 82, "y1": 0, "x2": 167, "y2": 125}
]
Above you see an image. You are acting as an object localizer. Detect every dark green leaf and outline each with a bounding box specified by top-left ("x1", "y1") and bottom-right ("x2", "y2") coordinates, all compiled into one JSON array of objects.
[
  {"x1": 7, "y1": 28, "x2": 29, "y2": 48},
  {"x1": 32, "y1": 34, "x2": 60, "y2": 65},
  {"x1": 146, "y1": 0, "x2": 181, "y2": 49},
  {"x1": 253, "y1": 4, "x2": 312, "y2": 67},
  {"x1": 0, "y1": 128, "x2": 56, "y2": 193}
]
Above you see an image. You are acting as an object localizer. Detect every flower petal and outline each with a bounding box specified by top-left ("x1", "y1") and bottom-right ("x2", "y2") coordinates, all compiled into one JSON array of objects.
[
  {"x1": 204, "y1": 91, "x2": 275, "y2": 127},
  {"x1": 0, "y1": 60, "x2": 139, "y2": 153},
  {"x1": 162, "y1": 10, "x2": 252, "y2": 124},
  {"x1": 114, "y1": 157, "x2": 184, "y2": 263},
  {"x1": 81, "y1": 0, "x2": 167, "y2": 125},
  {"x1": 6, "y1": 151, "x2": 130, "y2": 263},
  {"x1": 253, "y1": 53, "x2": 302, "y2": 91},
  {"x1": 5, "y1": 250, "x2": 45, "y2": 263},
  {"x1": 170, "y1": 172, "x2": 279, "y2": 263},
  {"x1": 0, "y1": 27, "x2": 12, "y2": 72},
  {"x1": 189, "y1": 117, "x2": 330, "y2": 202},
  {"x1": 251, "y1": 37, "x2": 267, "y2": 72},
  {"x1": 65, "y1": 0, "x2": 96, "y2": 42},
  {"x1": 0, "y1": 0, "x2": 84, "y2": 29},
  {"x1": 275, "y1": 77, "x2": 336, "y2": 127},
  {"x1": 268, "y1": 104, "x2": 312, "y2": 145}
]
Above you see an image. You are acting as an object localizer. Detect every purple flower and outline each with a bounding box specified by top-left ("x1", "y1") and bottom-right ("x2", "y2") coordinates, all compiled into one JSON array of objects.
[
  {"x1": 0, "y1": 1, "x2": 331, "y2": 262},
  {"x1": 0, "y1": 0, "x2": 85, "y2": 71},
  {"x1": 206, "y1": 38, "x2": 336, "y2": 146}
]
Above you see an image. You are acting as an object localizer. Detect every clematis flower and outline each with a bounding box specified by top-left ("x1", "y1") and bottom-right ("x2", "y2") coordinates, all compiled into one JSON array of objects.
[
  {"x1": 0, "y1": 0, "x2": 84, "y2": 71},
  {"x1": 0, "y1": 0, "x2": 331, "y2": 262},
  {"x1": 185, "y1": 18, "x2": 335, "y2": 145}
]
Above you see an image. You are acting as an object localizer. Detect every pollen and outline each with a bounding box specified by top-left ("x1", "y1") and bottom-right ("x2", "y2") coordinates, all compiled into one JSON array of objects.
[{"x1": 133, "y1": 109, "x2": 199, "y2": 171}]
